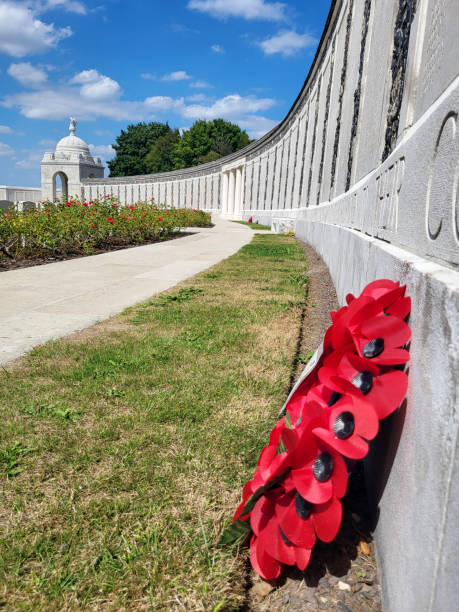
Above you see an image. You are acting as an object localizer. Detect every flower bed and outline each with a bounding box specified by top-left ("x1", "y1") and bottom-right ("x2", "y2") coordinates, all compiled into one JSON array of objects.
[{"x1": 0, "y1": 196, "x2": 212, "y2": 262}]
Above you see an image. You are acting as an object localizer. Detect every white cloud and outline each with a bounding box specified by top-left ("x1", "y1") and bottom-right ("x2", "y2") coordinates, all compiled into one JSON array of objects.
[
  {"x1": 161, "y1": 70, "x2": 192, "y2": 82},
  {"x1": 211, "y1": 44, "x2": 225, "y2": 53},
  {"x1": 0, "y1": 125, "x2": 13, "y2": 134},
  {"x1": 38, "y1": 138, "x2": 57, "y2": 147},
  {"x1": 187, "y1": 0, "x2": 287, "y2": 21},
  {"x1": 141, "y1": 72, "x2": 156, "y2": 80},
  {"x1": 89, "y1": 143, "x2": 115, "y2": 161},
  {"x1": 8, "y1": 62, "x2": 48, "y2": 88},
  {"x1": 237, "y1": 115, "x2": 278, "y2": 138},
  {"x1": 0, "y1": 142, "x2": 14, "y2": 156},
  {"x1": 0, "y1": 1, "x2": 72, "y2": 57},
  {"x1": 186, "y1": 93, "x2": 210, "y2": 102},
  {"x1": 182, "y1": 93, "x2": 276, "y2": 121},
  {"x1": 190, "y1": 80, "x2": 212, "y2": 89},
  {"x1": 71, "y1": 69, "x2": 121, "y2": 100},
  {"x1": 144, "y1": 96, "x2": 184, "y2": 112},
  {"x1": 38, "y1": 0, "x2": 87, "y2": 15},
  {"x1": 2, "y1": 68, "x2": 279, "y2": 141},
  {"x1": 258, "y1": 30, "x2": 317, "y2": 57},
  {"x1": 15, "y1": 149, "x2": 43, "y2": 168}
]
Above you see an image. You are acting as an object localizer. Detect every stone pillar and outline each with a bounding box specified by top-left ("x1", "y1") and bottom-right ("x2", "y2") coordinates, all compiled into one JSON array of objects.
[
  {"x1": 235, "y1": 167, "x2": 242, "y2": 216},
  {"x1": 228, "y1": 170, "x2": 235, "y2": 216}
]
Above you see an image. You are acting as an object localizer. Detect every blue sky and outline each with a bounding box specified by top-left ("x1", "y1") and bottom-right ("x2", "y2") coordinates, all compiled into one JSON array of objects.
[{"x1": 0, "y1": 0, "x2": 330, "y2": 186}]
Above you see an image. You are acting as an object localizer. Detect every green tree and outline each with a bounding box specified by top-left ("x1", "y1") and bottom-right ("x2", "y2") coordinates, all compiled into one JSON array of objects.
[
  {"x1": 108, "y1": 122, "x2": 172, "y2": 177},
  {"x1": 172, "y1": 119, "x2": 251, "y2": 169},
  {"x1": 144, "y1": 129, "x2": 181, "y2": 174}
]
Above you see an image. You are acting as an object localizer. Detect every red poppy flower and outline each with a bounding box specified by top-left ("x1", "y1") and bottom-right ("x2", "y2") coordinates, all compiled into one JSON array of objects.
[
  {"x1": 288, "y1": 432, "x2": 348, "y2": 504},
  {"x1": 319, "y1": 353, "x2": 408, "y2": 420},
  {"x1": 250, "y1": 492, "x2": 312, "y2": 580},
  {"x1": 275, "y1": 489, "x2": 343, "y2": 545},
  {"x1": 83, "y1": 202, "x2": 89, "y2": 207},
  {"x1": 89, "y1": 200, "x2": 93, "y2": 204},
  {"x1": 129, "y1": 205, "x2": 135, "y2": 211},
  {"x1": 312, "y1": 393, "x2": 379, "y2": 459},
  {"x1": 107, "y1": 217, "x2": 114, "y2": 224},
  {"x1": 351, "y1": 314, "x2": 410, "y2": 365}
]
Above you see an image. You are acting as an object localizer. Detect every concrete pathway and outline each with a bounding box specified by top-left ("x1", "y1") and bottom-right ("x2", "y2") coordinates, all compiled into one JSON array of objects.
[{"x1": 0, "y1": 218, "x2": 263, "y2": 365}]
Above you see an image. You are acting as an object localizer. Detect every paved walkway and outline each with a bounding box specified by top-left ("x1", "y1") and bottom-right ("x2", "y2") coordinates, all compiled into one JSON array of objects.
[{"x1": 0, "y1": 218, "x2": 263, "y2": 365}]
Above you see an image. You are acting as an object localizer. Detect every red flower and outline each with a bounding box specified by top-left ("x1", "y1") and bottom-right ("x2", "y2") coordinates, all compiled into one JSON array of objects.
[
  {"x1": 112, "y1": 203, "x2": 118, "y2": 207},
  {"x1": 90, "y1": 211, "x2": 96, "y2": 215},
  {"x1": 250, "y1": 491, "x2": 312, "y2": 580},
  {"x1": 129, "y1": 205, "x2": 135, "y2": 211},
  {"x1": 89, "y1": 200, "x2": 93, "y2": 204},
  {"x1": 65, "y1": 202, "x2": 71, "y2": 207},
  {"x1": 121, "y1": 216, "x2": 126, "y2": 220},
  {"x1": 158, "y1": 217, "x2": 163, "y2": 221},
  {"x1": 319, "y1": 353, "x2": 408, "y2": 420},
  {"x1": 248, "y1": 216, "x2": 253, "y2": 223},
  {"x1": 91, "y1": 224, "x2": 97, "y2": 229},
  {"x1": 83, "y1": 202, "x2": 89, "y2": 207},
  {"x1": 276, "y1": 490, "x2": 343, "y2": 546},
  {"x1": 151, "y1": 197, "x2": 155, "y2": 201},
  {"x1": 107, "y1": 217, "x2": 114, "y2": 224},
  {"x1": 312, "y1": 393, "x2": 379, "y2": 460},
  {"x1": 288, "y1": 433, "x2": 348, "y2": 504},
  {"x1": 140, "y1": 216, "x2": 143, "y2": 220}
]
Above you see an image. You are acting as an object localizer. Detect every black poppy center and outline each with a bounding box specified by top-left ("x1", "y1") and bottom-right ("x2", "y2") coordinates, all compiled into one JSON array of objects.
[
  {"x1": 295, "y1": 492, "x2": 313, "y2": 520},
  {"x1": 352, "y1": 370, "x2": 374, "y2": 395},
  {"x1": 313, "y1": 451, "x2": 334, "y2": 482},
  {"x1": 362, "y1": 337, "x2": 385, "y2": 358},
  {"x1": 328, "y1": 390, "x2": 342, "y2": 407},
  {"x1": 333, "y1": 411, "x2": 355, "y2": 439},
  {"x1": 279, "y1": 527, "x2": 293, "y2": 547}
]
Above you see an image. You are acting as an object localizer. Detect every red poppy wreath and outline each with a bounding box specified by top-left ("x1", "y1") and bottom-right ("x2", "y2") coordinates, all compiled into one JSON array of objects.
[{"x1": 220, "y1": 279, "x2": 411, "y2": 581}]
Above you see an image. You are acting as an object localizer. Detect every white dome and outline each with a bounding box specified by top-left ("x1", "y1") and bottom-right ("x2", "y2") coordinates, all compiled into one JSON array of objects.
[{"x1": 56, "y1": 134, "x2": 90, "y2": 155}]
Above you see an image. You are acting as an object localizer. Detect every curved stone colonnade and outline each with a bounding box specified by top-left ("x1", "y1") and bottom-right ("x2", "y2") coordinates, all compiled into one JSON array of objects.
[{"x1": 82, "y1": 2, "x2": 458, "y2": 610}]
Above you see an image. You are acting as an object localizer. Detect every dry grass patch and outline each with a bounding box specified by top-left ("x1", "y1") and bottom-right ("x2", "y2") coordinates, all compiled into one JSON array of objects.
[{"x1": 0, "y1": 234, "x2": 308, "y2": 611}]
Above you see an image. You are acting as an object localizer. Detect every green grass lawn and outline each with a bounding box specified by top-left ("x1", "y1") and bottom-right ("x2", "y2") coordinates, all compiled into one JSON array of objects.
[
  {"x1": 0, "y1": 234, "x2": 308, "y2": 611},
  {"x1": 231, "y1": 220, "x2": 272, "y2": 231}
]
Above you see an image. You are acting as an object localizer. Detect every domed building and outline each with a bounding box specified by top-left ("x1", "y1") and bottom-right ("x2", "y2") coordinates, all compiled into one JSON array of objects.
[{"x1": 41, "y1": 118, "x2": 104, "y2": 201}]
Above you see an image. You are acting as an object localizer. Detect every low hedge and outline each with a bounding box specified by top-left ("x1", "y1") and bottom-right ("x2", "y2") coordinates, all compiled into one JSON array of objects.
[{"x1": 0, "y1": 196, "x2": 212, "y2": 261}]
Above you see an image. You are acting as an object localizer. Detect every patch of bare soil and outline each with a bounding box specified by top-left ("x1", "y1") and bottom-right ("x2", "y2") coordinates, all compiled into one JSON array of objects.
[
  {"x1": 247, "y1": 240, "x2": 382, "y2": 612},
  {"x1": 0, "y1": 231, "x2": 196, "y2": 272}
]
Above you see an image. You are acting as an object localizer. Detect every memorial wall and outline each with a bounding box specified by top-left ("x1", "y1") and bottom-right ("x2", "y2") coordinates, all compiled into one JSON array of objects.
[{"x1": 81, "y1": 2, "x2": 459, "y2": 609}]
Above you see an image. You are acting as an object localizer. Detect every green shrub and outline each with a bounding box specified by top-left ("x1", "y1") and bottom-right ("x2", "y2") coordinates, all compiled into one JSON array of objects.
[{"x1": 0, "y1": 196, "x2": 212, "y2": 262}]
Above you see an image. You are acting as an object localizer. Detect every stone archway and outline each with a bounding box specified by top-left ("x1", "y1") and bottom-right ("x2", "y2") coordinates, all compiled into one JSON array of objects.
[{"x1": 53, "y1": 171, "x2": 68, "y2": 201}]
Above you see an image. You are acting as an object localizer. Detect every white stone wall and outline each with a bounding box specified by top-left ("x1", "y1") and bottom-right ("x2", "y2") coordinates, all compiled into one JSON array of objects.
[{"x1": 0, "y1": 185, "x2": 42, "y2": 203}]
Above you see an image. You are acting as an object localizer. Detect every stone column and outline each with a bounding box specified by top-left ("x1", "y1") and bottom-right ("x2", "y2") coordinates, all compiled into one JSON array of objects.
[
  {"x1": 235, "y1": 167, "x2": 242, "y2": 216},
  {"x1": 221, "y1": 173, "x2": 229, "y2": 215},
  {"x1": 228, "y1": 170, "x2": 236, "y2": 216}
]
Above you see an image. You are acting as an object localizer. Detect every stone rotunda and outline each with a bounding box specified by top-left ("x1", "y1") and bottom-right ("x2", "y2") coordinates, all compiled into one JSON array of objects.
[{"x1": 41, "y1": 118, "x2": 104, "y2": 201}]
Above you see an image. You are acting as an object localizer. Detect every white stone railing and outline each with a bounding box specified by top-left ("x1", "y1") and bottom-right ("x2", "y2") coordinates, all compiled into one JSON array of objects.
[{"x1": 81, "y1": 3, "x2": 459, "y2": 609}]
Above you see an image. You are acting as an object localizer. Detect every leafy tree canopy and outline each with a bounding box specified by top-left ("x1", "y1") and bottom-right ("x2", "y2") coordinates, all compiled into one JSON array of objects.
[
  {"x1": 144, "y1": 129, "x2": 181, "y2": 174},
  {"x1": 108, "y1": 119, "x2": 252, "y2": 177},
  {"x1": 172, "y1": 119, "x2": 251, "y2": 169},
  {"x1": 108, "y1": 122, "x2": 172, "y2": 177}
]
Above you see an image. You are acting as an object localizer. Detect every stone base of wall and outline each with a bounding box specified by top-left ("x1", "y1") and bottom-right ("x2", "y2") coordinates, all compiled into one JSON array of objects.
[{"x1": 294, "y1": 220, "x2": 459, "y2": 612}]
